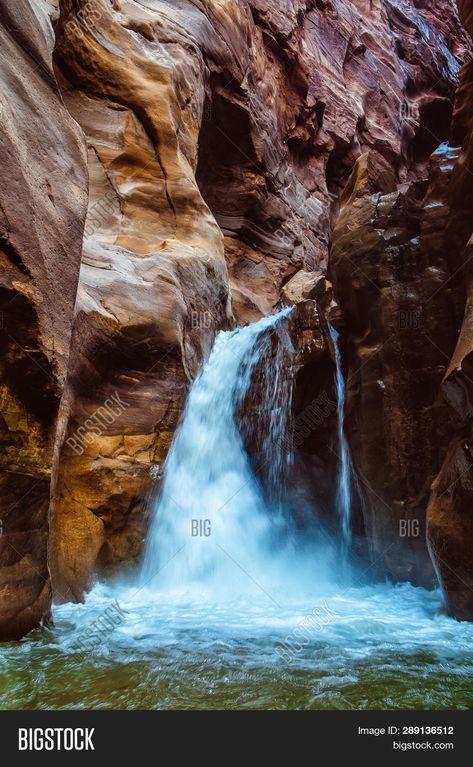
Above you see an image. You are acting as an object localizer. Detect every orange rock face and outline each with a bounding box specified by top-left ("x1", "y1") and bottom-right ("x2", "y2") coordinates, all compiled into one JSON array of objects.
[{"x1": 0, "y1": 0, "x2": 472, "y2": 636}]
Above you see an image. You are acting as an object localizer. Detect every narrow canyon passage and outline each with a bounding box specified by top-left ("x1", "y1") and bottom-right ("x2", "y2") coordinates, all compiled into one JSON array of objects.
[
  {"x1": 2, "y1": 0, "x2": 473, "y2": 719},
  {"x1": 1, "y1": 311, "x2": 473, "y2": 710}
]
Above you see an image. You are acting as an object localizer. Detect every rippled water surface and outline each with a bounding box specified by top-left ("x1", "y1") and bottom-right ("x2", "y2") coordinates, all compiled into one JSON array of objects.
[
  {"x1": 1, "y1": 579, "x2": 472, "y2": 710},
  {"x1": 3, "y1": 311, "x2": 471, "y2": 710}
]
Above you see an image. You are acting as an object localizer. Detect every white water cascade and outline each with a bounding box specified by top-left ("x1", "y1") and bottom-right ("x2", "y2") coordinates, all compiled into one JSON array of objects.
[
  {"x1": 3, "y1": 312, "x2": 471, "y2": 712},
  {"x1": 329, "y1": 324, "x2": 352, "y2": 553},
  {"x1": 140, "y1": 307, "x2": 300, "y2": 593}
]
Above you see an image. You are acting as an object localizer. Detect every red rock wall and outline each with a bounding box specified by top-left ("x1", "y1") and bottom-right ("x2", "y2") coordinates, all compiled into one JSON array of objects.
[
  {"x1": 0, "y1": 0, "x2": 88, "y2": 637},
  {"x1": 426, "y1": 0, "x2": 473, "y2": 620},
  {"x1": 50, "y1": 0, "x2": 469, "y2": 603},
  {"x1": 328, "y1": 1, "x2": 473, "y2": 611},
  {"x1": 329, "y1": 148, "x2": 461, "y2": 585},
  {"x1": 0, "y1": 0, "x2": 472, "y2": 636}
]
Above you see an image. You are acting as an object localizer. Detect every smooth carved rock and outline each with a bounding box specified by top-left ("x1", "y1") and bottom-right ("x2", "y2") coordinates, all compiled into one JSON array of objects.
[
  {"x1": 49, "y1": 0, "x2": 233, "y2": 601},
  {"x1": 0, "y1": 0, "x2": 471, "y2": 633},
  {"x1": 48, "y1": 0, "x2": 467, "y2": 600},
  {"x1": 0, "y1": 0, "x2": 88, "y2": 638}
]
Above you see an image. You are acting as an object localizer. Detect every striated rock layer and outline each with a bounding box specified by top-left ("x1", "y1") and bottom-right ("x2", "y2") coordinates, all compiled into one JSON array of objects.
[
  {"x1": 329, "y1": 148, "x2": 461, "y2": 585},
  {"x1": 426, "y1": 0, "x2": 473, "y2": 620},
  {"x1": 46, "y1": 0, "x2": 466, "y2": 603},
  {"x1": 328, "y1": 0, "x2": 473, "y2": 611},
  {"x1": 49, "y1": 0, "x2": 233, "y2": 601},
  {"x1": 0, "y1": 0, "x2": 88, "y2": 638},
  {"x1": 0, "y1": 0, "x2": 472, "y2": 636}
]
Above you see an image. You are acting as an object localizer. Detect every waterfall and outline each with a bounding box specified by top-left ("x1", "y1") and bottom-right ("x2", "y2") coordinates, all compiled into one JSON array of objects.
[
  {"x1": 140, "y1": 307, "x2": 296, "y2": 592},
  {"x1": 329, "y1": 324, "x2": 352, "y2": 553}
]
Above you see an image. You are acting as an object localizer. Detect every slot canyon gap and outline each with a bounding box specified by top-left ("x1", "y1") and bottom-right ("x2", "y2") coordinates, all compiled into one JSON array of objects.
[{"x1": 1, "y1": 0, "x2": 473, "y2": 710}]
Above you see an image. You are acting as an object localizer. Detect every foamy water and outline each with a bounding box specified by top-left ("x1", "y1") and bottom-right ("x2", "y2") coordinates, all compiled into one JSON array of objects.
[
  {"x1": 1, "y1": 577, "x2": 472, "y2": 710},
  {"x1": 1, "y1": 310, "x2": 472, "y2": 710}
]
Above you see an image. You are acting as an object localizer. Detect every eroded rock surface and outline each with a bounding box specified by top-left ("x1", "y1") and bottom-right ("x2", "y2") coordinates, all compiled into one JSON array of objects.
[
  {"x1": 329, "y1": 149, "x2": 462, "y2": 585},
  {"x1": 426, "y1": 0, "x2": 473, "y2": 620},
  {"x1": 327, "y1": 0, "x2": 473, "y2": 613},
  {"x1": 0, "y1": 0, "x2": 87, "y2": 637},
  {"x1": 1, "y1": 0, "x2": 472, "y2": 635},
  {"x1": 49, "y1": 0, "x2": 233, "y2": 601},
  {"x1": 47, "y1": 0, "x2": 469, "y2": 602}
]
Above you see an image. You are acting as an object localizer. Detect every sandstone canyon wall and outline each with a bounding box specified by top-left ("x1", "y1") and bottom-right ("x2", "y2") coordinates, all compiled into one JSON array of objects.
[
  {"x1": 0, "y1": 0, "x2": 88, "y2": 638},
  {"x1": 0, "y1": 0, "x2": 472, "y2": 638},
  {"x1": 425, "y1": 0, "x2": 473, "y2": 619}
]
